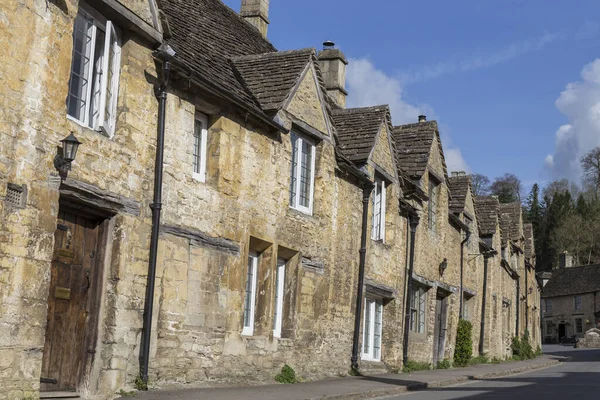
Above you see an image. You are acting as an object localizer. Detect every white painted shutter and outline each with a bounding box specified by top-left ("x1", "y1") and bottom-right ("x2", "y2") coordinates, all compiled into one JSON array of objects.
[{"x1": 99, "y1": 21, "x2": 121, "y2": 137}]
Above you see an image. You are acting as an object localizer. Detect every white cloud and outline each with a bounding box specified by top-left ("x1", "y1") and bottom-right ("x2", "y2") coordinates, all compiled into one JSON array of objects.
[
  {"x1": 346, "y1": 58, "x2": 470, "y2": 173},
  {"x1": 400, "y1": 32, "x2": 565, "y2": 84},
  {"x1": 546, "y1": 59, "x2": 600, "y2": 181}
]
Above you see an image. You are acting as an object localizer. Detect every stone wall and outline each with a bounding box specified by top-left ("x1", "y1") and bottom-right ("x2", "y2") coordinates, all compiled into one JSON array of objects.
[
  {"x1": 576, "y1": 328, "x2": 600, "y2": 348},
  {"x1": 0, "y1": 1, "x2": 159, "y2": 398}
]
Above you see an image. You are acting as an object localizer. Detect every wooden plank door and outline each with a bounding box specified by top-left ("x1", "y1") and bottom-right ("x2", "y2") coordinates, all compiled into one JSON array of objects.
[{"x1": 41, "y1": 210, "x2": 102, "y2": 392}]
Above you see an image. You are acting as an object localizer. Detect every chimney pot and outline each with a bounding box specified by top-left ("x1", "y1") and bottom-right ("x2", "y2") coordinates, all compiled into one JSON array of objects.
[
  {"x1": 559, "y1": 251, "x2": 574, "y2": 269},
  {"x1": 323, "y1": 40, "x2": 335, "y2": 50},
  {"x1": 418, "y1": 115, "x2": 427, "y2": 123},
  {"x1": 240, "y1": 0, "x2": 270, "y2": 38}
]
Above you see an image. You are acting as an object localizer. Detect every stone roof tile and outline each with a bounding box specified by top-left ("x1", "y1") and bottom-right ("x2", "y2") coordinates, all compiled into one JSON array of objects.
[
  {"x1": 391, "y1": 121, "x2": 448, "y2": 180},
  {"x1": 524, "y1": 223, "x2": 535, "y2": 260},
  {"x1": 331, "y1": 106, "x2": 390, "y2": 163},
  {"x1": 499, "y1": 202, "x2": 523, "y2": 241},
  {"x1": 448, "y1": 175, "x2": 471, "y2": 214},
  {"x1": 542, "y1": 264, "x2": 600, "y2": 297},
  {"x1": 161, "y1": 0, "x2": 276, "y2": 111},
  {"x1": 475, "y1": 196, "x2": 500, "y2": 236},
  {"x1": 231, "y1": 49, "x2": 314, "y2": 112}
]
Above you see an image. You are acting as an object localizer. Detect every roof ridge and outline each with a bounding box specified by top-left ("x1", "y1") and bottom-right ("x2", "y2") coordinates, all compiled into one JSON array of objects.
[
  {"x1": 333, "y1": 105, "x2": 390, "y2": 114},
  {"x1": 232, "y1": 48, "x2": 314, "y2": 62}
]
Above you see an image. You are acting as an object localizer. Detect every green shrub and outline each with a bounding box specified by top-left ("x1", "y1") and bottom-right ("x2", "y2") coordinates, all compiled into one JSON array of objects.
[
  {"x1": 469, "y1": 355, "x2": 488, "y2": 365},
  {"x1": 454, "y1": 319, "x2": 473, "y2": 367},
  {"x1": 402, "y1": 359, "x2": 431, "y2": 373},
  {"x1": 134, "y1": 375, "x2": 147, "y2": 391},
  {"x1": 118, "y1": 389, "x2": 137, "y2": 397},
  {"x1": 491, "y1": 357, "x2": 503, "y2": 364},
  {"x1": 535, "y1": 346, "x2": 542, "y2": 356},
  {"x1": 436, "y1": 359, "x2": 452, "y2": 369},
  {"x1": 275, "y1": 364, "x2": 300, "y2": 384},
  {"x1": 511, "y1": 331, "x2": 535, "y2": 360}
]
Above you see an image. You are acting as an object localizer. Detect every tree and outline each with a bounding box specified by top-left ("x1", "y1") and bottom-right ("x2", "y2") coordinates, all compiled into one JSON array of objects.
[
  {"x1": 470, "y1": 173, "x2": 491, "y2": 196},
  {"x1": 581, "y1": 147, "x2": 600, "y2": 199},
  {"x1": 542, "y1": 179, "x2": 579, "y2": 201},
  {"x1": 490, "y1": 173, "x2": 522, "y2": 203}
]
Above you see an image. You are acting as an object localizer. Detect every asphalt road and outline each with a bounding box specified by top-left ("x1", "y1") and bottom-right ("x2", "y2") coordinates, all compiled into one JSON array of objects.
[{"x1": 380, "y1": 345, "x2": 600, "y2": 400}]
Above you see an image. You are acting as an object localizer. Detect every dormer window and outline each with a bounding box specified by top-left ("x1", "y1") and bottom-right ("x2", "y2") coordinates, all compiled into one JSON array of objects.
[
  {"x1": 371, "y1": 177, "x2": 386, "y2": 241},
  {"x1": 66, "y1": 3, "x2": 121, "y2": 137},
  {"x1": 428, "y1": 177, "x2": 439, "y2": 231},
  {"x1": 289, "y1": 132, "x2": 316, "y2": 214}
]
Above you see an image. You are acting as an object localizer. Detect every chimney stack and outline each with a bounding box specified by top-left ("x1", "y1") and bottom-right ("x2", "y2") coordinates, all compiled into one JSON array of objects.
[
  {"x1": 451, "y1": 171, "x2": 467, "y2": 177},
  {"x1": 559, "y1": 251, "x2": 574, "y2": 269},
  {"x1": 418, "y1": 115, "x2": 427, "y2": 123},
  {"x1": 317, "y1": 41, "x2": 348, "y2": 108},
  {"x1": 241, "y1": 0, "x2": 270, "y2": 38}
]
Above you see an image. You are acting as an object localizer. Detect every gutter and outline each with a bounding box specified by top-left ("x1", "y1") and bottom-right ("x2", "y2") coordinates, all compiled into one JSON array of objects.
[
  {"x1": 139, "y1": 45, "x2": 173, "y2": 386},
  {"x1": 402, "y1": 214, "x2": 420, "y2": 366},
  {"x1": 351, "y1": 181, "x2": 375, "y2": 371}
]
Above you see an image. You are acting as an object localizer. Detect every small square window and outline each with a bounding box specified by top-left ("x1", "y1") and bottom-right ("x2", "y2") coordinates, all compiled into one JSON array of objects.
[
  {"x1": 428, "y1": 178, "x2": 438, "y2": 231},
  {"x1": 192, "y1": 112, "x2": 209, "y2": 182},
  {"x1": 242, "y1": 252, "x2": 259, "y2": 336},
  {"x1": 289, "y1": 132, "x2": 316, "y2": 214}
]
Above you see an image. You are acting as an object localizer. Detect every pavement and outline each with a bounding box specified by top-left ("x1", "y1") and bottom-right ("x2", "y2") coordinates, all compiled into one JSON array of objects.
[
  {"x1": 133, "y1": 346, "x2": 573, "y2": 400},
  {"x1": 380, "y1": 344, "x2": 600, "y2": 400}
]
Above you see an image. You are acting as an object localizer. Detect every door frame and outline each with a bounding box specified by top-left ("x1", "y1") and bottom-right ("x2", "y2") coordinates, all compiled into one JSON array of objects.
[
  {"x1": 432, "y1": 289, "x2": 449, "y2": 365},
  {"x1": 41, "y1": 198, "x2": 114, "y2": 393}
]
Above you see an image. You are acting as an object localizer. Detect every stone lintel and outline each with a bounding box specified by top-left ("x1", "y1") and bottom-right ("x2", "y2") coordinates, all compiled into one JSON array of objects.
[
  {"x1": 96, "y1": 0, "x2": 162, "y2": 45},
  {"x1": 365, "y1": 279, "x2": 396, "y2": 299},
  {"x1": 301, "y1": 257, "x2": 324, "y2": 274},
  {"x1": 160, "y1": 224, "x2": 240, "y2": 256},
  {"x1": 463, "y1": 286, "x2": 477, "y2": 297},
  {"x1": 59, "y1": 178, "x2": 140, "y2": 216}
]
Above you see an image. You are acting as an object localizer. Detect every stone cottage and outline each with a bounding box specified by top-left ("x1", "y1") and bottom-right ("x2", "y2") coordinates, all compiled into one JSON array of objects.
[
  {"x1": 0, "y1": 0, "x2": 539, "y2": 399},
  {"x1": 542, "y1": 261, "x2": 600, "y2": 343},
  {"x1": 474, "y1": 195, "x2": 518, "y2": 359}
]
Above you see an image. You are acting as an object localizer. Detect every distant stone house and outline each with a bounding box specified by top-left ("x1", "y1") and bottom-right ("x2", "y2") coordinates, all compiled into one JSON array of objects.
[
  {"x1": 541, "y1": 262, "x2": 600, "y2": 343},
  {"x1": 0, "y1": 0, "x2": 540, "y2": 398}
]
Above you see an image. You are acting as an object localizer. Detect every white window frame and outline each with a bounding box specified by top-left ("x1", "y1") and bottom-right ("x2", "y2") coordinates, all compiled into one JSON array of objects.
[
  {"x1": 242, "y1": 252, "x2": 259, "y2": 336},
  {"x1": 371, "y1": 177, "x2": 386, "y2": 242},
  {"x1": 362, "y1": 297, "x2": 383, "y2": 361},
  {"x1": 574, "y1": 295, "x2": 582, "y2": 311},
  {"x1": 289, "y1": 132, "x2": 316, "y2": 214},
  {"x1": 273, "y1": 258, "x2": 286, "y2": 338},
  {"x1": 66, "y1": 4, "x2": 121, "y2": 137},
  {"x1": 192, "y1": 112, "x2": 208, "y2": 182},
  {"x1": 428, "y1": 179, "x2": 438, "y2": 231},
  {"x1": 410, "y1": 286, "x2": 426, "y2": 333}
]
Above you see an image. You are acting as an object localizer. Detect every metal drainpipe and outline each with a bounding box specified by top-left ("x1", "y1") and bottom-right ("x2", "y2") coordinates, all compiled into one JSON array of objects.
[
  {"x1": 351, "y1": 181, "x2": 374, "y2": 371},
  {"x1": 459, "y1": 231, "x2": 470, "y2": 319},
  {"x1": 525, "y1": 262, "x2": 529, "y2": 334},
  {"x1": 479, "y1": 251, "x2": 491, "y2": 355},
  {"x1": 402, "y1": 215, "x2": 420, "y2": 366},
  {"x1": 140, "y1": 54, "x2": 171, "y2": 385},
  {"x1": 515, "y1": 278, "x2": 520, "y2": 337}
]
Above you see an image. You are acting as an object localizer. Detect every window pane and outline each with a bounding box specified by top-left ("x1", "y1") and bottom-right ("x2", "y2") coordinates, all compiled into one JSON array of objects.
[
  {"x1": 243, "y1": 256, "x2": 254, "y2": 328},
  {"x1": 299, "y1": 139, "x2": 313, "y2": 208},
  {"x1": 289, "y1": 133, "x2": 298, "y2": 206},
  {"x1": 363, "y1": 300, "x2": 371, "y2": 353},
  {"x1": 372, "y1": 182, "x2": 381, "y2": 239},
  {"x1": 67, "y1": 14, "x2": 94, "y2": 121},
  {"x1": 374, "y1": 301, "x2": 382, "y2": 359},
  {"x1": 419, "y1": 289, "x2": 426, "y2": 333},
  {"x1": 193, "y1": 119, "x2": 203, "y2": 174},
  {"x1": 88, "y1": 25, "x2": 106, "y2": 128}
]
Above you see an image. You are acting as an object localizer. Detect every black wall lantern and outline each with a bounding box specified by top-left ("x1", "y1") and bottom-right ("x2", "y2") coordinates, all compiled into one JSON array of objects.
[
  {"x1": 439, "y1": 258, "x2": 448, "y2": 276},
  {"x1": 54, "y1": 132, "x2": 81, "y2": 177}
]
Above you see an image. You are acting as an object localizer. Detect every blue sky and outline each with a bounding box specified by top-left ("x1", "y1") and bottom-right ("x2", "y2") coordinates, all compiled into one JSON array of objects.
[{"x1": 223, "y1": 0, "x2": 600, "y2": 189}]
